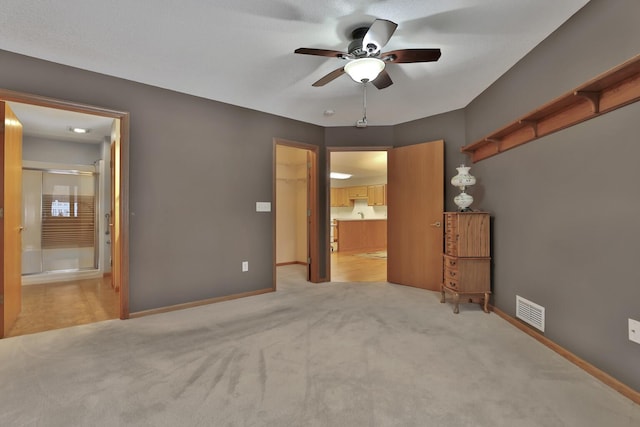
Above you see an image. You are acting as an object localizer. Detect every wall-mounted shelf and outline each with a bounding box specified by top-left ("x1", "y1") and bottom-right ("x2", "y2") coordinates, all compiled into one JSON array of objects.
[{"x1": 462, "y1": 54, "x2": 640, "y2": 163}]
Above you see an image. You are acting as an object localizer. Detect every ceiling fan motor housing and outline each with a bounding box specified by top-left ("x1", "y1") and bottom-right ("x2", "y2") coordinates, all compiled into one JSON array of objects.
[
  {"x1": 294, "y1": 18, "x2": 441, "y2": 89},
  {"x1": 348, "y1": 26, "x2": 376, "y2": 57}
]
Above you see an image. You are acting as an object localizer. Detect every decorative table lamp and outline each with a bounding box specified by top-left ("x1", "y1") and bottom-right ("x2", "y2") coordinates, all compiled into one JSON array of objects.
[{"x1": 451, "y1": 164, "x2": 476, "y2": 211}]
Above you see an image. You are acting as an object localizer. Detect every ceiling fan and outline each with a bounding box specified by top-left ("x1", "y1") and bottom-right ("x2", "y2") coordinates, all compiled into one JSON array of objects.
[{"x1": 295, "y1": 19, "x2": 441, "y2": 89}]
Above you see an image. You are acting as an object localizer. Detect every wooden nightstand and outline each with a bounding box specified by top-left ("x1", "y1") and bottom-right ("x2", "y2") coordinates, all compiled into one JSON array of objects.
[{"x1": 440, "y1": 212, "x2": 491, "y2": 314}]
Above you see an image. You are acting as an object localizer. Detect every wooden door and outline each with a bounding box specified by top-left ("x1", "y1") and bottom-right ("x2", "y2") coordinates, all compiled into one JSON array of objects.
[
  {"x1": 387, "y1": 140, "x2": 444, "y2": 290},
  {"x1": 1, "y1": 102, "x2": 23, "y2": 337}
]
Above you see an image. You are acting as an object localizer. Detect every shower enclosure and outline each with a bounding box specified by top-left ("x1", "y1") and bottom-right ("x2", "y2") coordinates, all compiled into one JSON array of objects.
[{"x1": 22, "y1": 168, "x2": 98, "y2": 275}]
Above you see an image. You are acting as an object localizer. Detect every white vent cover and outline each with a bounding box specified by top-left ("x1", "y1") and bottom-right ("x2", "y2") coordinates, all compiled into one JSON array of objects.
[{"x1": 516, "y1": 295, "x2": 545, "y2": 332}]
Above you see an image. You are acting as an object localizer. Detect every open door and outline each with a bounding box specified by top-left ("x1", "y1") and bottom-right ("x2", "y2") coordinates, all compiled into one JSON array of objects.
[
  {"x1": 307, "y1": 149, "x2": 319, "y2": 282},
  {"x1": 274, "y1": 139, "x2": 319, "y2": 285},
  {"x1": 1, "y1": 102, "x2": 23, "y2": 337},
  {"x1": 387, "y1": 140, "x2": 444, "y2": 290}
]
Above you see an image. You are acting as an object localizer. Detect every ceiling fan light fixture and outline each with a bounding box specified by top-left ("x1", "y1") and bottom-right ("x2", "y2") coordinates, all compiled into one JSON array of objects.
[
  {"x1": 344, "y1": 58, "x2": 385, "y2": 83},
  {"x1": 69, "y1": 126, "x2": 90, "y2": 134}
]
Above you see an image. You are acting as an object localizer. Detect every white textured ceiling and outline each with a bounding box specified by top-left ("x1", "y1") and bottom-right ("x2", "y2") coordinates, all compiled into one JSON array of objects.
[
  {"x1": 0, "y1": 0, "x2": 589, "y2": 127},
  {"x1": 8, "y1": 102, "x2": 113, "y2": 144}
]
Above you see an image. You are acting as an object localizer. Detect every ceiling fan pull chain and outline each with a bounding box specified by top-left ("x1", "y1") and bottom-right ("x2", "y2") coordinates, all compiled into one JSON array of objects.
[{"x1": 362, "y1": 81, "x2": 367, "y2": 122}]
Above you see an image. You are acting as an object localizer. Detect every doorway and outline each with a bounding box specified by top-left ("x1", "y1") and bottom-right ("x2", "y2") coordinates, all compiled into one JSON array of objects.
[
  {"x1": 0, "y1": 89, "x2": 130, "y2": 338},
  {"x1": 329, "y1": 149, "x2": 389, "y2": 282},
  {"x1": 327, "y1": 140, "x2": 444, "y2": 290},
  {"x1": 274, "y1": 139, "x2": 319, "y2": 286}
]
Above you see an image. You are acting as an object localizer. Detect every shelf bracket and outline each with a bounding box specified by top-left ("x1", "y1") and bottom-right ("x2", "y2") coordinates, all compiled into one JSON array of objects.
[
  {"x1": 574, "y1": 90, "x2": 601, "y2": 113},
  {"x1": 485, "y1": 137, "x2": 502, "y2": 152},
  {"x1": 518, "y1": 119, "x2": 539, "y2": 138}
]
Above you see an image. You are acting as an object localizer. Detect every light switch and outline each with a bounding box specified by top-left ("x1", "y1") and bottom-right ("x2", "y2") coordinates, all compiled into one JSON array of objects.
[
  {"x1": 630, "y1": 318, "x2": 640, "y2": 344},
  {"x1": 256, "y1": 202, "x2": 271, "y2": 212}
]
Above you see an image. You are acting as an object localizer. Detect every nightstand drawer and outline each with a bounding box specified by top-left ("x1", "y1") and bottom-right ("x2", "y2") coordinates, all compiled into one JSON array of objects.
[
  {"x1": 443, "y1": 255, "x2": 458, "y2": 270},
  {"x1": 443, "y1": 278, "x2": 458, "y2": 289},
  {"x1": 443, "y1": 257, "x2": 491, "y2": 293}
]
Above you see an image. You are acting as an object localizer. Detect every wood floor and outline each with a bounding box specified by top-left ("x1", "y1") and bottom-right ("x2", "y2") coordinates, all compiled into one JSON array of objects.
[
  {"x1": 330, "y1": 248, "x2": 387, "y2": 282},
  {"x1": 6, "y1": 276, "x2": 119, "y2": 338},
  {"x1": 5, "y1": 252, "x2": 381, "y2": 338}
]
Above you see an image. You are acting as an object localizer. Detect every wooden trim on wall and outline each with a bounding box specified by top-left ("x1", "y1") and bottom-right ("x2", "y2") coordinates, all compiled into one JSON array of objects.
[
  {"x1": 307, "y1": 148, "x2": 319, "y2": 283},
  {"x1": 462, "y1": 54, "x2": 640, "y2": 162},
  {"x1": 118, "y1": 113, "x2": 130, "y2": 319},
  {"x1": 276, "y1": 261, "x2": 308, "y2": 267},
  {"x1": 491, "y1": 306, "x2": 640, "y2": 405}
]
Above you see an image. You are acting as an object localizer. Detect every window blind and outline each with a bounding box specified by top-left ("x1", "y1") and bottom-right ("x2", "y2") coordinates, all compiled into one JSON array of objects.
[{"x1": 41, "y1": 194, "x2": 95, "y2": 249}]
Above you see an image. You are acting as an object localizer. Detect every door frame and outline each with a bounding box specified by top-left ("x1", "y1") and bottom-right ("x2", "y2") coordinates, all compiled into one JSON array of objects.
[
  {"x1": 273, "y1": 138, "x2": 320, "y2": 284},
  {"x1": 326, "y1": 146, "x2": 392, "y2": 281},
  {"x1": 0, "y1": 88, "x2": 131, "y2": 319}
]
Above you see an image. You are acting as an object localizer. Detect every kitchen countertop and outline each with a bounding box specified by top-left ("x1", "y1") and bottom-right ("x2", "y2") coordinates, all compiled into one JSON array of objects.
[{"x1": 334, "y1": 218, "x2": 387, "y2": 222}]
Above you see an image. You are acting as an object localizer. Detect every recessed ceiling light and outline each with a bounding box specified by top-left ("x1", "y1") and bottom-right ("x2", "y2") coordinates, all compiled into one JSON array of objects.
[
  {"x1": 69, "y1": 127, "x2": 90, "y2": 134},
  {"x1": 323, "y1": 109, "x2": 335, "y2": 116},
  {"x1": 330, "y1": 172, "x2": 352, "y2": 179}
]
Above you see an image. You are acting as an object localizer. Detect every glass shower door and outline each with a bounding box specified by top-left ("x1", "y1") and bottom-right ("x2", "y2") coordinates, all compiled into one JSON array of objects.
[{"x1": 22, "y1": 169, "x2": 98, "y2": 274}]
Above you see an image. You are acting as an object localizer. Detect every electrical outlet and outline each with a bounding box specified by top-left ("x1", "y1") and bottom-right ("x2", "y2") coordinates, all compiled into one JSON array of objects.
[
  {"x1": 629, "y1": 319, "x2": 640, "y2": 344},
  {"x1": 242, "y1": 261, "x2": 249, "y2": 272}
]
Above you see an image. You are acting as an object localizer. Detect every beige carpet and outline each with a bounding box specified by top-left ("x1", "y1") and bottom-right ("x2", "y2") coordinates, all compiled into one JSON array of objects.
[{"x1": 0, "y1": 265, "x2": 638, "y2": 426}]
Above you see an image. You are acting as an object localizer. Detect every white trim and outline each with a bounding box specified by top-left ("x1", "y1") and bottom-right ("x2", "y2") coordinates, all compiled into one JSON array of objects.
[
  {"x1": 22, "y1": 160, "x2": 96, "y2": 173},
  {"x1": 21, "y1": 269, "x2": 103, "y2": 285}
]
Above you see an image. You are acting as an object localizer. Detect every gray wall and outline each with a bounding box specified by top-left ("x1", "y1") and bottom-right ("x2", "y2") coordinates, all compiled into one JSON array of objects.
[
  {"x1": 0, "y1": 50, "x2": 324, "y2": 312},
  {"x1": 324, "y1": 125, "x2": 394, "y2": 147},
  {"x1": 23, "y1": 136, "x2": 101, "y2": 165},
  {"x1": 465, "y1": 0, "x2": 640, "y2": 391}
]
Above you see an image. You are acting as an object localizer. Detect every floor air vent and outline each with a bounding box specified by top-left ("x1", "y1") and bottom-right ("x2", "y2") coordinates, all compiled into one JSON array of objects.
[{"x1": 516, "y1": 296, "x2": 545, "y2": 332}]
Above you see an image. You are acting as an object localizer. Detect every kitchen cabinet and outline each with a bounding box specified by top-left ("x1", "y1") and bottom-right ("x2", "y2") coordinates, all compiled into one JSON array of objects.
[
  {"x1": 440, "y1": 212, "x2": 491, "y2": 314},
  {"x1": 330, "y1": 187, "x2": 352, "y2": 207},
  {"x1": 367, "y1": 184, "x2": 386, "y2": 206},
  {"x1": 347, "y1": 186, "x2": 368, "y2": 199}
]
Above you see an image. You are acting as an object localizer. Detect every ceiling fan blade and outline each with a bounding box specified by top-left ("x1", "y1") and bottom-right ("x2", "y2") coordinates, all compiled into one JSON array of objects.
[
  {"x1": 381, "y1": 48, "x2": 442, "y2": 63},
  {"x1": 372, "y1": 69, "x2": 393, "y2": 89},
  {"x1": 362, "y1": 19, "x2": 398, "y2": 55},
  {"x1": 312, "y1": 67, "x2": 346, "y2": 87},
  {"x1": 295, "y1": 48, "x2": 348, "y2": 58}
]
